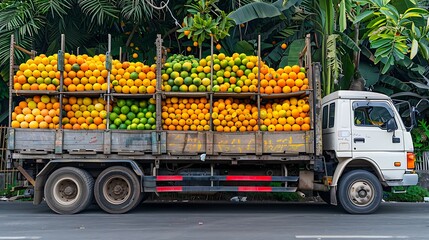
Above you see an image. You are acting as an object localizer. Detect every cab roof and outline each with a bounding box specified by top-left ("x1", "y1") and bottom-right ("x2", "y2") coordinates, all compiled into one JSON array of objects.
[{"x1": 322, "y1": 90, "x2": 390, "y2": 104}]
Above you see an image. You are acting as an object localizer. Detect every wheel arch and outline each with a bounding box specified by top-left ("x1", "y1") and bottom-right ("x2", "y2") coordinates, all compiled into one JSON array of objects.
[
  {"x1": 329, "y1": 158, "x2": 385, "y2": 206},
  {"x1": 34, "y1": 160, "x2": 143, "y2": 205}
]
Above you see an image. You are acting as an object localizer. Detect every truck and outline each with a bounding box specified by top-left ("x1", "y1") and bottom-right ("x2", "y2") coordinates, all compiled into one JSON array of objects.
[{"x1": 5, "y1": 34, "x2": 418, "y2": 214}]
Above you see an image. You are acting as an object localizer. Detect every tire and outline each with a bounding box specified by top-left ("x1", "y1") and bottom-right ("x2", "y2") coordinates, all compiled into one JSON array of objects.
[
  {"x1": 44, "y1": 167, "x2": 94, "y2": 214},
  {"x1": 317, "y1": 191, "x2": 331, "y2": 205},
  {"x1": 338, "y1": 170, "x2": 382, "y2": 214},
  {"x1": 94, "y1": 166, "x2": 141, "y2": 214}
]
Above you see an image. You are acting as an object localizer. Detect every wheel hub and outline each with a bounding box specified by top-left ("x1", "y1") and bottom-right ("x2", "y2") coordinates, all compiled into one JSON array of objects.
[
  {"x1": 349, "y1": 180, "x2": 374, "y2": 207},
  {"x1": 53, "y1": 178, "x2": 80, "y2": 205},
  {"x1": 113, "y1": 185, "x2": 123, "y2": 195},
  {"x1": 103, "y1": 176, "x2": 131, "y2": 205}
]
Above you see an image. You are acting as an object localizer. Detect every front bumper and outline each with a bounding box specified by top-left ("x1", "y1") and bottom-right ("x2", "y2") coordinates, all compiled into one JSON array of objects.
[{"x1": 385, "y1": 173, "x2": 419, "y2": 187}]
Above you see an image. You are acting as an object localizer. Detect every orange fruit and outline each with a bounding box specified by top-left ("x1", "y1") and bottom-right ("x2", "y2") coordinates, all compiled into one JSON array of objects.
[
  {"x1": 295, "y1": 79, "x2": 304, "y2": 88},
  {"x1": 291, "y1": 86, "x2": 300, "y2": 92},
  {"x1": 264, "y1": 86, "x2": 273, "y2": 94},
  {"x1": 292, "y1": 65, "x2": 300, "y2": 73},
  {"x1": 301, "y1": 123, "x2": 310, "y2": 131},
  {"x1": 292, "y1": 124, "x2": 301, "y2": 131}
]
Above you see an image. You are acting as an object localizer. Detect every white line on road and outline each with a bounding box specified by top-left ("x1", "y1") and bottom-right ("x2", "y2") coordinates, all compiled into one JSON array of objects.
[
  {"x1": 0, "y1": 237, "x2": 41, "y2": 240},
  {"x1": 296, "y1": 236, "x2": 409, "y2": 239}
]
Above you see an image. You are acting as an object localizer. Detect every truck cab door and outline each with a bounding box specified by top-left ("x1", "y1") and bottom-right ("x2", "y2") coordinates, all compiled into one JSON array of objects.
[{"x1": 351, "y1": 101, "x2": 405, "y2": 179}]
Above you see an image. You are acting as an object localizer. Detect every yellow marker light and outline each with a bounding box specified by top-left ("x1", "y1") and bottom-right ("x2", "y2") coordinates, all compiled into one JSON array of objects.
[
  {"x1": 394, "y1": 162, "x2": 401, "y2": 167},
  {"x1": 407, "y1": 152, "x2": 415, "y2": 169}
]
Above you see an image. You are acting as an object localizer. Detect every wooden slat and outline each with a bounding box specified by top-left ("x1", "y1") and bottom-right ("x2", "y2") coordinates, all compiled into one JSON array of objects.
[{"x1": 63, "y1": 130, "x2": 104, "y2": 152}]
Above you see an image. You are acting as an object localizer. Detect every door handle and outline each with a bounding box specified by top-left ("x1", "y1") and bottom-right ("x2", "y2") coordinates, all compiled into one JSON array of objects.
[{"x1": 354, "y1": 138, "x2": 365, "y2": 143}]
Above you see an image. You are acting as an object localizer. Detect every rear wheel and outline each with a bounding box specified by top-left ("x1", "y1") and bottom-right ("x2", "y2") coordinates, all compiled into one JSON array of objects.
[
  {"x1": 338, "y1": 170, "x2": 382, "y2": 214},
  {"x1": 94, "y1": 166, "x2": 141, "y2": 214},
  {"x1": 44, "y1": 167, "x2": 94, "y2": 214}
]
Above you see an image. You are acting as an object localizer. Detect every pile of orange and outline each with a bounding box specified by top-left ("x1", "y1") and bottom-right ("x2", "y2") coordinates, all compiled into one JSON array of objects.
[
  {"x1": 14, "y1": 55, "x2": 60, "y2": 91},
  {"x1": 211, "y1": 53, "x2": 260, "y2": 93},
  {"x1": 161, "y1": 53, "x2": 308, "y2": 94},
  {"x1": 259, "y1": 97, "x2": 311, "y2": 132},
  {"x1": 111, "y1": 61, "x2": 157, "y2": 94},
  {"x1": 212, "y1": 97, "x2": 310, "y2": 132},
  {"x1": 62, "y1": 54, "x2": 109, "y2": 92},
  {"x1": 259, "y1": 65, "x2": 309, "y2": 94},
  {"x1": 161, "y1": 97, "x2": 211, "y2": 131},
  {"x1": 212, "y1": 98, "x2": 259, "y2": 132},
  {"x1": 14, "y1": 53, "x2": 157, "y2": 94},
  {"x1": 62, "y1": 97, "x2": 109, "y2": 130},
  {"x1": 160, "y1": 96, "x2": 311, "y2": 132},
  {"x1": 11, "y1": 95, "x2": 60, "y2": 129}
]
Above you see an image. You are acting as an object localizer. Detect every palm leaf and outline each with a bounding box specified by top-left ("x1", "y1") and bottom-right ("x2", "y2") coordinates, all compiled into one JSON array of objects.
[
  {"x1": 78, "y1": 0, "x2": 119, "y2": 26},
  {"x1": 119, "y1": 0, "x2": 153, "y2": 23},
  {"x1": 36, "y1": 0, "x2": 74, "y2": 18}
]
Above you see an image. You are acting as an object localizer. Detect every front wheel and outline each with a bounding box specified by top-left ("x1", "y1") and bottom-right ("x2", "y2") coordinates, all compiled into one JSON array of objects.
[
  {"x1": 44, "y1": 167, "x2": 94, "y2": 214},
  {"x1": 94, "y1": 166, "x2": 141, "y2": 214},
  {"x1": 338, "y1": 170, "x2": 382, "y2": 214}
]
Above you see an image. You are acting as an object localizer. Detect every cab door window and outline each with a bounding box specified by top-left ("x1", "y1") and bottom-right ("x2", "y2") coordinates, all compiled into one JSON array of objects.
[{"x1": 353, "y1": 102, "x2": 395, "y2": 129}]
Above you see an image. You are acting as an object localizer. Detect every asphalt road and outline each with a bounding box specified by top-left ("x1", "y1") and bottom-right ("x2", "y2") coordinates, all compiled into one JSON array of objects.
[{"x1": 0, "y1": 201, "x2": 428, "y2": 240}]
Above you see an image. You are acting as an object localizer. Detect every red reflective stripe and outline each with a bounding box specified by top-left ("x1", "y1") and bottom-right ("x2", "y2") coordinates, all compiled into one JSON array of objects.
[
  {"x1": 156, "y1": 186, "x2": 183, "y2": 192},
  {"x1": 226, "y1": 176, "x2": 272, "y2": 181},
  {"x1": 156, "y1": 176, "x2": 183, "y2": 181},
  {"x1": 238, "y1": 186, "x2": 272, "y2": 192}
]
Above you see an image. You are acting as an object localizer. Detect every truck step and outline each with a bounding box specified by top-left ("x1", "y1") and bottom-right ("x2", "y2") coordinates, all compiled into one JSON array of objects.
[
  {"x1": 154, "y1": 186, "x2": 297, "y2": 193},
  {"x1": 145, "y1": 175, "x2": 299, "y2": 182}
]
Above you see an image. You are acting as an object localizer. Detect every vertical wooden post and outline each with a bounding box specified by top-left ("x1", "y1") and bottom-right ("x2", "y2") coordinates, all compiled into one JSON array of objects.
[
  {"x1": 8, "y1": 35, "x2": 14, "y2": 128},
  {"x1": 58, "y1": 34, "x2": 65, "y2": 130},
  {"x1": 155, "y1": 34, "x2": 163, "y2": 132}
]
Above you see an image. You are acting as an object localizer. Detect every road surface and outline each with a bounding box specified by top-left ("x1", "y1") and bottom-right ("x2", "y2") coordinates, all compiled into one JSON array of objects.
[{"x1": 0, "y1": 201, "x2": 428, "y2": 240}]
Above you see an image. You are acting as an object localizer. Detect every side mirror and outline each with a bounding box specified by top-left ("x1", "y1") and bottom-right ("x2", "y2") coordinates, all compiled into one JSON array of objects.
[
  {"x1": 386, "y1": 118, "x2": 398, "y2": 132},
  {"x1": 408, "y1": 106, "x2": 418, "y2": 131}
]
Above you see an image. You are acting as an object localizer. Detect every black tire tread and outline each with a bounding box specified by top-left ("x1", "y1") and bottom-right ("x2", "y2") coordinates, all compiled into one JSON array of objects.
[
  {"x1": 338, "y1": 170, "x2": 382, "y2": 214},
  {"x1": 45, "y1": 167, "x2": 94, "y2": 215},
  {"x1": 94, "y1": 166, "x2": 141, "y2": 214}
]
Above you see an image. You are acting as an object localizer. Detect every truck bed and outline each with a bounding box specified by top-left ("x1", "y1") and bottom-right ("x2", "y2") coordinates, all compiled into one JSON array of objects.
[{"x1": 7, "y1": 128, "x2": 315, "y2": 162}]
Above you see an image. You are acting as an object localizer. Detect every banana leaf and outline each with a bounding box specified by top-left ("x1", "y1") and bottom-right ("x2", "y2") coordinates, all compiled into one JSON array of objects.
[
  {"x1": 228, "y1": 2, "x2": 283, "y2": 25},
  {"x1": 359, "y1": 61, "x2": 380, "y2": 87},
  {"x1": 380, "y1": 75, "x2": 412, "y2": 92},
  {"x1": 286, "y1": 38, "x2": 305, "y2": 66}
]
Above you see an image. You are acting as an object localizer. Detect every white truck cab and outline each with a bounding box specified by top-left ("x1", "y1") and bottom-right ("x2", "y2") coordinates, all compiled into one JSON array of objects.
[{"x1": 321, "y1": 90, "x2": 418, "y2": 213}]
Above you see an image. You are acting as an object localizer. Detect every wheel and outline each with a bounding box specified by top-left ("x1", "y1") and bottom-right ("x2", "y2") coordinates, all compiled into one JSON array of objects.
[
  {"x1": 44, "y1": 167, "x2": 94, "y2": 214},
  {"x1": 94, "y1": 166, "x2": 141, "y2": 214},
  {"x1": 317, "y1": 191, "x2": 331, "y2": 205},
  {"x1": 338, "y1": 170, "x2": 382, "y2": 214}
]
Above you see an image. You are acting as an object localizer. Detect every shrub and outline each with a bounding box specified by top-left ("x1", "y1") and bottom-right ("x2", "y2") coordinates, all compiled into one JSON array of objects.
[{"x1": 384, "y1": 186, "x2": 429, "y2": 202}]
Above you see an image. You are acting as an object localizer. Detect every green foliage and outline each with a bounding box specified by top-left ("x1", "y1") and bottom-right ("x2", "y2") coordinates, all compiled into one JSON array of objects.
[
  {"x1": 177, "y1": 0, "x2": 235, "y2": 46},
  {"x1": 384, "y1": 185, "x2": 429, "y2": 202},
  {"x1": 356, "y1": 0, "x2": 429, "y2": 73},
  {"x1": 228, "y1": 1, "x2": 283, "y2": 25},
  {"x1": 411, "y1": 119, "x2": 429, "y2": 157},
  {"x1": 0, "y1": 184, "x2": 14, "y2": 197},
  {"x1": 270, "y1": 182, "x2": 303, "y2": 201}
]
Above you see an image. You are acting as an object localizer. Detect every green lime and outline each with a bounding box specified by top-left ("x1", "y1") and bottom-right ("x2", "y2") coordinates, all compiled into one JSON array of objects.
[{"x1": 121, "y1": 106, "x2": 130, "y2": 114}]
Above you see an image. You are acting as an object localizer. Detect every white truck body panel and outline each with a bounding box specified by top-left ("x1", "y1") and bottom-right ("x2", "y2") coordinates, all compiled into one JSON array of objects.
[{"x1": 322, "y1": 90, "x2": 417, "y2": 186}]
